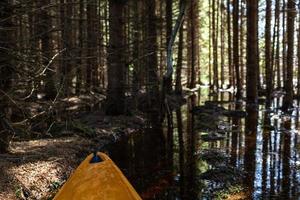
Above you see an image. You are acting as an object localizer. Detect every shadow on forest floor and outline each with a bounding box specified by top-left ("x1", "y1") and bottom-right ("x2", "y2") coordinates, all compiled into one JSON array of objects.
[{"x1": 0, "y1": 110, "x2": 145, "y2": 200}]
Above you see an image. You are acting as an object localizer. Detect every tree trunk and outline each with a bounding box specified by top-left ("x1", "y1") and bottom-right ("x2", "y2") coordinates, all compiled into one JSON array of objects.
[
  {"x1": 282, "y1": 0, "x2": 287, "y2": 85},
  {"x1": 239, "y1": 0, "x2": 245, "y2": 88},
  {"x1": 298, "y1": 5, "x2": 300, "y2": 99},
  {"x1": 226, "y1": 0, "x2": 233, "y2": 87},
  {"x1": 76, "y1": 0, "x2": 85, "y2": 94},
  {"x1": 246, "y1": 0, "x2": 258, "y2": 104},
  {"x1": 145, "y1": 0, "x2": 160, "y2": 122},
  {"x1": 283, "y1": 0, "x2": 296, "y2": 110},
  {"x1": 60, "y1": 0, "x2": 73, "y2": 96},
  {"x1": 209, "y1": 0, "x2": 212, "y2": 86},
  {"x1": 0, "y1": 0, "x2": 13, "y2": 153},
  {"x1": 165, "y1": 0, "x2": 173, "y2": 91},
  {"x1": 187, "y1": 0, "x2": 199, "y2": 89},
  {"x1": 132, "y1": 0, "x2": 141, "y2": 99},
  {"x1": 106, "y1": 0, "x2": 127, "y2": 115},
  {"x1": 220, "y1": 2, "x2": 225, "y2": 88},
  {"x1": 175, "y1": 25, "x2": 184, "y2": 94},
  {"x1": 212, "y1": 0, "x2": 219, "y2": 89},
  {"x1": 37, "y1": 0, "x2": 56, "y2": 100},
  {"x1": 265, "y1": 0, "x2": 272, "y2": 105},
  {"x1": 233, "y1": 0, "x2": 241, "y2": 98},
  {"x1": 86, "y1": 0, "x2": 98, "y2": 92}
]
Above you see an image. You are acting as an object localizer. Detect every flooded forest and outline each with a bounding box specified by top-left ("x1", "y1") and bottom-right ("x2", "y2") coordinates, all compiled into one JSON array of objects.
[{"x1": 1, "y1": 0, "x2": 300, "y2": 199}]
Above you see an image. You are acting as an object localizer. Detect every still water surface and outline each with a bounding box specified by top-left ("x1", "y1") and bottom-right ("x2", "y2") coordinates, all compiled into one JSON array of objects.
[{"x1": 108, "y1": 89, "x2": 300, "y2": 199}]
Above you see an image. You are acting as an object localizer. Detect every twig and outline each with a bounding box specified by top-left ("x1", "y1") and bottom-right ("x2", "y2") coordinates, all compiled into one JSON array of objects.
[{"x1": 36, "y1": 48, "x2": 66, "y2": 77}]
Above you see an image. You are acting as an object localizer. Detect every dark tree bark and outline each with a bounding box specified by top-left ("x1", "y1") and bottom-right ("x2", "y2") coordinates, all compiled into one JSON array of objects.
[
  {"x1": 209, "y1": 0, "x2": 212, "y2": 86},
  {"x1": 233, "y1": 0, "x2": 241, "y2": 98},
  {"x1": 283, "y1": 0, "x2": 296, "y2": 110},
  {"x1": 282, "y1": 0, "x2": 287, "y2": 85},
  {"x1": 86, "y1": 0, "x2": 99, "y2": 92},
  {"x1": 272, "y1": 0, "x2": 281, "y2": 89},
  {"x1": 106, "y1": 0, "x2": 127, "y2": 115},
  {"x1": 132, "y1": 0, "x2": 141, "y2": 99},
  {"x1": 265, "y1": 0, "x2": 272, "y2": 105},
  {"x1": 187, "y1": 0, "x2": 199, "y2": 89},
  {"x1": 246, "y1": 0, "x2": 258, "y2": 104},
  {"x1": 76, "y1": 0, "x2": 85, "y2": 94},
  {"x1": 0, "y1": 0, "x2": 13, "y2": 153},
  {"x1": 60, "y1": 0, "x2": 73, "y2": 96},
  {"x1": 175, "y1": 25, "x2": 184, "y2": 94},
  {"x1": 145, "y1": 0, "x2": 160, "y2": 123},
  {"x1": 226, "y1": 0, "x2": 233, "y2": 87},
  {"x1": 166, "y1": 0, "x2": 173, "y2": 91},
  {"x1": 220, "y1": 2, "x2": 225, "y2": 88},
  {"x1": 212, "y1": 0, "x2": 219, "y2": 89},
  {"x1": 36, "y1": 0, "x2": 56, "y2": 100},
  {"x1": 298, "y1": 7, "x2": 300, "y2": 99},
  {"x1": 239, "y1": 0, "x2": 245, "y2": 88}
]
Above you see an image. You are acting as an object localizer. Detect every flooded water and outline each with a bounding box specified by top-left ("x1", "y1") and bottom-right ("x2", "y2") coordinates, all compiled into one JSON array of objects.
[{"x1": 108, "y1": 88, "x2": 300, "y2": 200}]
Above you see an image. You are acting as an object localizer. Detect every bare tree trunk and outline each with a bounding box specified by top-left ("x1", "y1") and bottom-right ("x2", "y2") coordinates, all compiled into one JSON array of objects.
[
  {"x1": 0, "y1": 0, "x2": 13, "y2": 153},
  {"x1": 106, "y1": 0, "x2": 126, "y2": 115},
  {"x1": 86, "y1": 0, "x2": 98, "y2": 92},
  {"x1": 132, "y1": 0, "x2": 141, "y2": 99},
  {"x1": 187, "y1": 0, "x2": 199, "y2": 89},
  {"x1": 226, "y1": 0, "x2": 233, "y2": 87},
  {"x1": 209, "y1": 0, "x2": 212, "y2": 86},
  {"x1": 246, "y1": 0, "x2": 258, "y2": 104},
  {"x1": 283, "y1": 0, "x2": 296, "y2": 110},
  {"x1": 175, "y1": 25, "x2": 184, "y2": 94},
  {"x1": 60, "y1": 0, "x2": 73, "y2": 96},
  {"x1": 282, "y1": 0, "x2": 287, "y2": 85},
  {"x1": 212, "y1": 0, "x2": 219, "y2": 89},
  {"x1": 76, "y1": 0, "x2": 84, "y2": 94},
  {"x1": 36, "y1": 0, "x2": 56, "y2": 100},
  {"x1": 297, "y1": 13, "x2": 300, "y2": 99},
  {"x1": 166, "y1": 0, "x2": 173, "y2": 91},
  {"x1": 233, "y1": 0, "x2": 241, "y2": 98},
  {"x1": 220, "y1": 1, "x2": 225, "y2": 88},
  {"x1": 239, "y1": 0, "x2": 245, "y2": 88},
  {"x1": 272, "y1": 0, "x2": 281, "y2": 89},
  {"x1": 145, "y1": 0, "x2": 160, "y2": 123},
  {"x1": 265, "y1": 0, "x2": 272, "y2": 105}
]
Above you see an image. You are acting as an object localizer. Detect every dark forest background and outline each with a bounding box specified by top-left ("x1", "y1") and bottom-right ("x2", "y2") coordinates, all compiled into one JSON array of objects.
[{"x1": 0, "y1": 0, "x2": 299, "y2": 154}]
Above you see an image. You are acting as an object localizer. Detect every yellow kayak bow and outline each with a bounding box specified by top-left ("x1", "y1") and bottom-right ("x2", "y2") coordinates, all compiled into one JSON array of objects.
[{"x1": 54, "y1": 152, "x2": 142, "y2": 200}]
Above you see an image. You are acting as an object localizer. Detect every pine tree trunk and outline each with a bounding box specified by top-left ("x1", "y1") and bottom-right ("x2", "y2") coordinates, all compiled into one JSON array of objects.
[
  {"x1": 220, "y1": 2, "x2": 225, "y2": 88},
  {"x1": 233, "y1": 0, "x2": 241, "y2": 98},
  {"x1": 283, "y1": 0, "x2": 296, "y2": 110},
  {"x1": 246, "y1": 0, "x2": 258, "y2": 104},
  {"x1": 175, "y1": 25, "x2": 184, "y2": 94},
  {"x1": 60, "y1": 0, "x2": 73, "y2": 96},
  {"x1": 187, "y1": 0, "x2": 199, "y2": 89},
  {"x1": 106, "y1": 0, "x2": 127, "y2": 115},
  {"x1": 239, "y1": 0, "x2": 245, "y2": 88},
  {"x1": 0, "y1": 0, "x2": 13, "y2": 153},
  {"x1": 145, "y1": 0, "x2": 159, "y2": 122},
  {"x1": 37, "y1": 0, "x2": 56, "y2": 100},
  {"x1": 282, "y1": 0, "x2": 287, "y2": 85},
  {"x1": 76, "y1": 0, "x2": 85, "y2": 94},
  {"x1": 86, "y1": 0, "x2": 98, "y2": 92},
  {"x1": 212, "y1": 0, "x2": 219, "y2": 89},
  {"x1": 166, "y1": 0, "x2": 173, "y2": 92},
  {"x1": 209, "y1": 0, "x2": 212, "y2": 86},
  {"x1": 265, "y1": 0, "x2": 272, "y2": 105},
  {"x1": 226, "y1": 0, "x2": 233, "y2": 87}
]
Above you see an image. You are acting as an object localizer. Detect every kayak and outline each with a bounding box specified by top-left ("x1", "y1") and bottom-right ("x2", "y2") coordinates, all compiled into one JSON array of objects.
[{"x1": 54, "y1": 152, "x2": 142, "y2": 200}]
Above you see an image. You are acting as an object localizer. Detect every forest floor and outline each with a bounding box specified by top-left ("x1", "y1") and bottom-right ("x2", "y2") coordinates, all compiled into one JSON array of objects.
[{"x1": 0, "y1": 110, "x2": 145, "y2": 200}]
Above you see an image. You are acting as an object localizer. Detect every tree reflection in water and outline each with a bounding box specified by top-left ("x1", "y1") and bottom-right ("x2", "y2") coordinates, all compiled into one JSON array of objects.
[{"x1": 107, "y1": 89, "x2": 300, "y2": 199}]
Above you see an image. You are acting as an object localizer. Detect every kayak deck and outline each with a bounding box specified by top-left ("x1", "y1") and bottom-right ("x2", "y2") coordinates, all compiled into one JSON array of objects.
[{"x1": 54, "y1": 152, "x2": 142, "y2": 200}]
